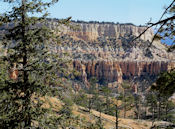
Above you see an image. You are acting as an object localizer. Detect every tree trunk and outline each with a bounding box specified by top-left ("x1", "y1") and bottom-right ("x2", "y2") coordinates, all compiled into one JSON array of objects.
[
  {"x1": 152, "y1": 107, "x2": 155, "y2": 121},
  {"x1": 165, "y1": 102, "x2": 168, "y2": 121},
  {"x1": 115, "y1": 104, "x2": 118, "y2": 129},
  {"x1": 158, "y1": 94, "x2": 161, "y2": 120},
  {"x1": 123, "y1": 90, "x2": 126, "y2": 118},
  {"x1": 106, "y1": 97, "x2": 109, "y2": 114},
  {"x1": 99, "y1": 110, "x2": 102, "y2": 126},
  {"x1": 124, "y1": 98, "x2": 126, "y2": 118},
  {"x1": 88, "y1": 98, "x2": 91, "y2": 113},
  {"x1": 138, "y1": 98, "x2": 140, "y2": 120},
  {"x1": 144, "y1": 104, "x2": 147, "y2": 118},
  {"x1": 22, "y1": 0, "x2": 31, "y2": 127}
]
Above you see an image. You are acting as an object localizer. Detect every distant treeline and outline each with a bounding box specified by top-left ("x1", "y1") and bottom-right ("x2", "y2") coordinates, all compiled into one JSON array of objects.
[
  {"x1": 0, "y1": 18, "x2": 147, "y2": 28},
  {"x1": 47, "y1": 18, "x2": 146, "y2": 27}
]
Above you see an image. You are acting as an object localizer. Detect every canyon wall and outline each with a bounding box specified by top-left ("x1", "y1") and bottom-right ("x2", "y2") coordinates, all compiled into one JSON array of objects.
[
  {"x1": 73, "y1": 60, "x2": 170, "y2": 85},
  {"x1": 51, "y1": 21, "x2": 154, "y2": 42},
  {"x1": 52, "y1": 21, "x2": 175, "y2": 88},
  {"x1": 1, "y1": 20, "x2": 174, "y2": 90}
]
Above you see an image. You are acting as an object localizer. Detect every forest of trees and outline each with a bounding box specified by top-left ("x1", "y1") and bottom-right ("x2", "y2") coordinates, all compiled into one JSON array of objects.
[
  {"x1": 0, "y1": 0, "x2": 175, "y2": 129},
  {"x1": 0, "y1": 0, "x2": 75, "y2": 128}
]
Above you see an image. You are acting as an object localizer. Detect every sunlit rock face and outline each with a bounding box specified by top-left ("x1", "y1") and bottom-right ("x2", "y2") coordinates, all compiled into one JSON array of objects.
[
  {"x1": 2, "y1": 20, "x2": 174, "y2": 88},
  {"x1": 60, "y1": 22, "x2": 154, "y2": 42},
  {"x1": 49, "y1": 20, "x2": 175, "y2": 88},
  {"x1": 73, "y1": 60, "x2": 169, "y2": 85},
  {"x1": 1, "y1": 19, "x2": 175, "y2": 94}
]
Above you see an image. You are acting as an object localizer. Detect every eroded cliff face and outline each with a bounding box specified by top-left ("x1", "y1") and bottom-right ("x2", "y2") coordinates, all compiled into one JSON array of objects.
[
  {"x1": 1, "y1": 20, "x2": 174, "y2": 91},
  {"x1": 54, "y1": 21, "x2": 153, "y2": 42},
  {"x1": 52, "y1": 20, "x2": 175, "y2": 88},
  {"x1": 73, "y1": 60, "x2": 170, "y2": 85},
  {"x1": 56, "y1": 21, "x2": 175, "y2": 62}
]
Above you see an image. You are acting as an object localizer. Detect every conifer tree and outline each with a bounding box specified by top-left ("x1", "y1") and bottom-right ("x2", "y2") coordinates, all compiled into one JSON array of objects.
[
  {"x1": 87, "y1": 77, "x2": 98, "y2": 113},
  {"x1": 146, "y1": 92, "x2": 158, "y2": 121},
  {"x1": 0, "y1": 0, "x2": 71, "y2": 128},
  {"x1": 101, "y1": 86, "x2": 113, "y2": 115},
  {"x1": 119, "y1": 82, "x2": 134, "y2": 118}
]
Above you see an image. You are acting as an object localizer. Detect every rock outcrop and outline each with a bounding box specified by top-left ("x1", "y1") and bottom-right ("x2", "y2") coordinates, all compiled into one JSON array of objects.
[
  {"x1": 51, "y1": 20, "x2": 175, "y2": 88},
  {"x1": 61, "y1": 23, "x2": 153, "y2": 42},
  {"x1": 2, "y1": 20, "x2": 174, "y2": 88},
  {"x1": 73, "y1": 60, "x2": 170, "y2": 84}
]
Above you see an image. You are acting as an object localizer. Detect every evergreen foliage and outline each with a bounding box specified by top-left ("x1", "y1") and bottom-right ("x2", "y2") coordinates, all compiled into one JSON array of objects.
[
  {"x1": 0, "y1": 0, "x2": 71, "y2": 128},
  {"x1": 119, "y1": 82, "x2": 134, "y2": 118},
  {"x1": 152, "y1": 70, "x2": 175, "y2": 97}
]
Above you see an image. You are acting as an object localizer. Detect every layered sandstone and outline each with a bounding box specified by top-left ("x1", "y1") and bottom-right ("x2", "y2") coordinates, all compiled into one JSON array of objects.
[
  {"x1": 73, "y1": 60, "x2": 170, "y2": 84},
  {"x1": 52, "y1": 21, "x2": 175, "y2": 87},
  {"x1": 51, "y1": 21, "x2": 154, "y2": 42},
  {"x1": 1, "y1": 20, "x2": 174, "y2": 90}
]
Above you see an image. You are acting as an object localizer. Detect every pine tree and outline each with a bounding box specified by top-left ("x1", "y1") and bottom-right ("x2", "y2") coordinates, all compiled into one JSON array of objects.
[
  {"x1": 152, "y1": 70, "x2": 175, "y2": 98},
  {"x1": 0, "y1": 0, "x2": 71, "y2": 128},
  {"x1": 146, "y1": 92, "x2": 158, "y2": 121},
  {"x1": 87, "y1": 77, "x2": 98, "y2": 113},
  {"x1": 115, "y1": 100, "x2": 119, "y2": 129},
  {"x1": 119, "y1": 81, "x2": 134, "y2": 118},
  {"x1": 134, "y1": 93, "x2": 143, "y2": 120},
  {"x1": 101, "y1": 86, "x2": 112, "y2": 115}
]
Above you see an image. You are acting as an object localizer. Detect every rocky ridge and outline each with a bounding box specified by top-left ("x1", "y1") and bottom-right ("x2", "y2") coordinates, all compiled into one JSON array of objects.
[
  {"x1": 49, "y1": 20, "x2": 175, "y2": 89},
  {"x1": 1, "y1": 20, "x2": 174, "y2": 89}
]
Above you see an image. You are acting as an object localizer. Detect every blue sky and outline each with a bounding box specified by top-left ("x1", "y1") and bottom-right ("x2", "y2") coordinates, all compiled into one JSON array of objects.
[
  {"x1": 0, "y1": 0, "x2": 172, "y2": 25},
  {"x1": 48, "y1": 0, "x2": 171, "y2": 25}
]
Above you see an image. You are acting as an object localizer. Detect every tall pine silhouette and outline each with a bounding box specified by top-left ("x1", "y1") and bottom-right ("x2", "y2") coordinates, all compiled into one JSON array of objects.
[{"x1": 0, "y1": 0, "x2": 71, "y2": 128}]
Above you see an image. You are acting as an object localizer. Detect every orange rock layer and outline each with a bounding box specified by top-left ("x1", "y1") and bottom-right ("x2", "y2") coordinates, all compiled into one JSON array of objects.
[{"x1": 73, "y1": 60, "x2": 171, "y2": 84}]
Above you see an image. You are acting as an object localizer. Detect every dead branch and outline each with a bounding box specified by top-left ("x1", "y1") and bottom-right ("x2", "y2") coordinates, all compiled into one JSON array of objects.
[{"x1": 132, "y1": 15, "x2": 175, "y2": 42}]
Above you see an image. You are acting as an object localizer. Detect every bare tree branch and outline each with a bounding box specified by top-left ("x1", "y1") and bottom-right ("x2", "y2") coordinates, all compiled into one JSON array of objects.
[
  {"x1": 158, "y1": 0, "x2": 175, "y2": 23},
  {"x1": 149, "y1": 22, "x2": 167, "y2": 47},
  {"x1": 132, "y1": 0, "x2": 175, "y2": 43},
  {"x1": 132, "y1": 15, "x2": 175, "y2": 42}
]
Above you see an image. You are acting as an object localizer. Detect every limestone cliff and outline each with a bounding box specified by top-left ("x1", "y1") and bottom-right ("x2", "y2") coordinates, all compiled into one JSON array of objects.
[
  {"x1": 73, "y1": 60, "x2": 170, "y2": 86},
  {"x1": 61, "y1": 22, "x2": 153, "y2": 42},
  {"x1": 2, "y1": 20, "x2": 174, "y2": 89},
  {"x1": 51, "y1": 20, "x2": 175, "y2": 89}
]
